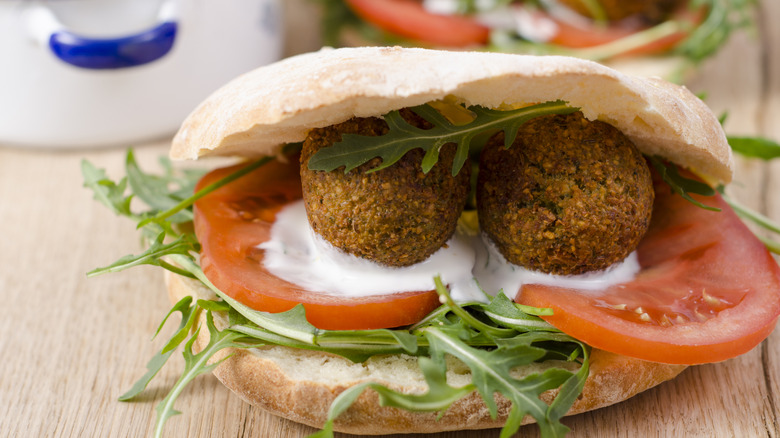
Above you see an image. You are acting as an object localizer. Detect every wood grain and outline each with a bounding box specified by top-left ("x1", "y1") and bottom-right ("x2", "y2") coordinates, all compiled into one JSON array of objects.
[{"x1": 1, "y1": 3, "x2": 779, "y2": 437}]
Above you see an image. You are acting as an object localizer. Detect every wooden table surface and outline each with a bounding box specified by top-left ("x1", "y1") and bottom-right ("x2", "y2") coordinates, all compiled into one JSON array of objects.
[{"x1": 2, "y1": 2, "x2": 780, "y2": 438}]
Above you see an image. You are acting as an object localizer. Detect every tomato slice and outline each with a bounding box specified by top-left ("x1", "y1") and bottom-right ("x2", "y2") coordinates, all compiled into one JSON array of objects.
[
  {"x1": 345, "y1": 0, "x2": 490, "y2": 47},
  {"x1": 518, "y1": 174, "x2": 780, "y2": 365},
  {"x1": 193, "y1": 158, "x2": 440, "y2": 330}
]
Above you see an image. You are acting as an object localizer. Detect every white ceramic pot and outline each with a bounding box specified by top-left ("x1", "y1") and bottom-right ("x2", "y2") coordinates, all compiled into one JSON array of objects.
[{"x1": 0, "y1": 0, "x2": 283, "y2": 148}]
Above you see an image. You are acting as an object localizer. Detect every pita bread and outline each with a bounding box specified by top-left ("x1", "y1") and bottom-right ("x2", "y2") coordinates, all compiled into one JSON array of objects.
[{"x1": 171, "y1": 46, "x2": 733, "y2": 183}]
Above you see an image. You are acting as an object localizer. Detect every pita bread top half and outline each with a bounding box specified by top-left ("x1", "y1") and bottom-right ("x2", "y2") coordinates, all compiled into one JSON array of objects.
[{"x1": 171, "y1": 46, "x2": 733, "y2": 183}]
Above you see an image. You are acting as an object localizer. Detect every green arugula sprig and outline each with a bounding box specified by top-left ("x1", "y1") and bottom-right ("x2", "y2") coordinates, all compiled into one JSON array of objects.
[
  {"x1": 153, "y1": 310, "x2": 245, "y2": 438},
  {"x1": 118, "y1": 296, "x2": 200, "y2": 402},
  {"x1": 648, "y1": 145, "x2": 780, "y2": 255},
  {"x1": 307, "y1": 101, "x2": 579, "y2": 176},
  {"x1": 728, "y1": 135, "x2": 780, "y2": 160},
  {"x1": 83, "y1": 154, "x2": 589, "y2": 438},
  {"x1": 648, "y1": 156, "x2": 721, "y2": 211},
  {"x1": 312, "y1": 278, "x2": 587, "y2": 438},
  {"x1": 677, "y1": 0, "x2": 757, "y2": 64}
]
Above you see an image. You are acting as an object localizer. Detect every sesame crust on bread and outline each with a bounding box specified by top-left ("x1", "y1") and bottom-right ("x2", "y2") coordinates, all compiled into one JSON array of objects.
[
  {"x1": 167, "y1": 273, "x2": 686, "y2": 435},
  {"x1": 171, "y1": 46, "x2": 733, "y2": 184}
]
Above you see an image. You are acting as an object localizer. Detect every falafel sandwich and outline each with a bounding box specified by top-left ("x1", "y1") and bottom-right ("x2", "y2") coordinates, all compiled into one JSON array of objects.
[{"x1": 87, "y1": 47, "x2": 780, "y2": 437}]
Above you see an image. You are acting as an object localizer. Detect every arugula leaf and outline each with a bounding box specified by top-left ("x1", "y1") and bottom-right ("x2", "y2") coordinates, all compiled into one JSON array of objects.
[
  {"x1": 81, "y1": 159, "x2": 133, "y2": 216},
  {"x1": 434, "y1": 277, "x2": 517, "y2": 338},
  {"x1": 312, "y1": 356, "x2": 476, "y2": 438},
  {"x1": 423, "y1": 326, "x2": 577, "y2": 438},
  {"x1": 138, "y1": 156, "x2": 274, "y2": 229},
  {"x1": 676, "y1": 0, "x2": 757, "y2": 64},
  {"x1": 197, "y1": 299, "x2": 231, "y2": 312},
  {"x1": 153, "y1": 311, "x2": 244, "y2": 438},
  {"x1": 314, "y1": 330, "x2": 586, "y2": 438},
  {"x1": 648, "y1": 156, "x2": 720, "y2": 211},
  {"x1": 307, "y1": 101, "x2": 578, "y2": 177},
  {"x1": 87, "y1": 232, "x2": 197, "y2": 278},
  {"x1": 118, "y1": 296, "x2": 198, "y2": 401},
  {"x1": 540, "y1": 344, "x2": 589, "y2": 432},
  {"x1": 482, "y1": 292, "x2": 558, "y2": 331},
  {"x1": 728, "y1": 136, "x2": 780, "y2": 160},
  {"x1": 317, "y1": 328, "x2": 419, "y2": 354},
  {"x1": 126, "y1": 150, "x2": 194, "y2": 223}
]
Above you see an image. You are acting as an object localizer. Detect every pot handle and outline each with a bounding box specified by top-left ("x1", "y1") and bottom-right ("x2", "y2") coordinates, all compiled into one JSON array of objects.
[{"x1": 25, "y1": 1, "x2": 178, "y2": 69}]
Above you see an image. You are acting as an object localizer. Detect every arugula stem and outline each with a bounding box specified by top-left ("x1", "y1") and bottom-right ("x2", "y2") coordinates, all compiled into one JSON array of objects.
[
  {"x1": 719, "y1": 192, "x2": 780, "y2": 255},
  {"x1": 720, "y1": 192, "x2": 780, "y2": 234},
  {"x1": 154, "y1": 327, "x2": 242, "y2": 438},
  {"x1": 757, "y1": 236, "x2": 780, "y2": 254},
  {"x1": 168, "y1": 254, "x2": 321, "y2": 344},
  {"x1": 157, "y1": 260, "x2": 199, "y2": 279},
  {"x1": 434, "y1": 277, "x2": 516, "y2": 338}
]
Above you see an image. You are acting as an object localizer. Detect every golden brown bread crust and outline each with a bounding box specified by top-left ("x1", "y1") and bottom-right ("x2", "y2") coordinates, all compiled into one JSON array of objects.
[
  {"x1": 171, "y1": 46, "x2": 733, "y2": 184},
  {"x1": 167, "y1": 273, "x2": 686, "y2": 434}
]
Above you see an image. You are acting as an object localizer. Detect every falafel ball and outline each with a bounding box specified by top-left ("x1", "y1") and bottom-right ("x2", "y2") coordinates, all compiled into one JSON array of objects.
[
  {"x1": 558, "y1": 0, "x2": 684, "y2": 23},
  {"x1": 477, "y1": 111, "x2": 654, "y2": 275},
  {"x1": 300, "y1": 109, "x2": 471, "y2": 267}
]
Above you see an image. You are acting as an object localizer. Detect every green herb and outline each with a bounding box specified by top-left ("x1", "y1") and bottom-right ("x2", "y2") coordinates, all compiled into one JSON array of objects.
[
  {"x1": 118, "y1": 296, "x2": 199, "y2": 401},
  {"x1": 137, "y1": 156, "x2": 273, "y2": 229},
  {"x1": 649, "y1": 139, "x2": 780, "y2": 249},
  {"x1": 87, "y1": 232, "x2": 198, "y2": 279},
  {"x1": 728, "y1": 135, "x2": 780, "y2": 160},
  {"x1": 307, "y1": 101, "x2": 578, "y2": 176},
  {"x1": 676, "y1": 0, "x2": 757, "y2": 64},
  {"x1": 648, "y1": 156, "x2": 721, "y2": 211},
  {"x1": 82, "y1": 159, "x2": 133, "y2": 217},
  {"x1": 310, "y1": 356, "x2": 474, "y2": 438},
  {"x1": 312, "y1": 279, "x2": 588, "y2": 438},
  {"x1": 153, "y1": 311, "x2": 244, "y2": 438},
  {"x1": 84, "y1": 154, "x2": 589, "y2": 438}
]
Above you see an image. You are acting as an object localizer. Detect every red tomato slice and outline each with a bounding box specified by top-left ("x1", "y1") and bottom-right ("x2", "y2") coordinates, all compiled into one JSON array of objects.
[
  {"x1": 345, "y1": 0, "x2": 490, "y2": 47},
  {"x1": 518, "y1": 174, "x2": 780, "y2": 365},
  {"x1": 193, "y1": 158, "x2": 440, "y2": 331}
]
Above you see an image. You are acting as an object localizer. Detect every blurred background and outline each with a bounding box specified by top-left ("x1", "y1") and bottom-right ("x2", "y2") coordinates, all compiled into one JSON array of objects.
[
  {"x1": 1, "y1": 2, "x2": 778, "y2": 438},
  {"x1": 0, "y1": 0, "x2": 759, "y2": 150}
]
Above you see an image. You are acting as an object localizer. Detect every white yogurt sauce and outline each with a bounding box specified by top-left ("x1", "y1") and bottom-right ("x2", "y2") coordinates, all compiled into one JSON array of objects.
[{"x1": 259, "y1": 200, "x2": 641, "y2": 302}]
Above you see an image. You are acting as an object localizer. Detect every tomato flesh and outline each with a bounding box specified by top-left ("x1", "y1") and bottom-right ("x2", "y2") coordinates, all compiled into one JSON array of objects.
[
  {"x1": 193, "y1": 158, "x2": 440, "y2": 330},
  {"x1": 518, "y1": 174, "x2": 780, "y2": 364}
]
